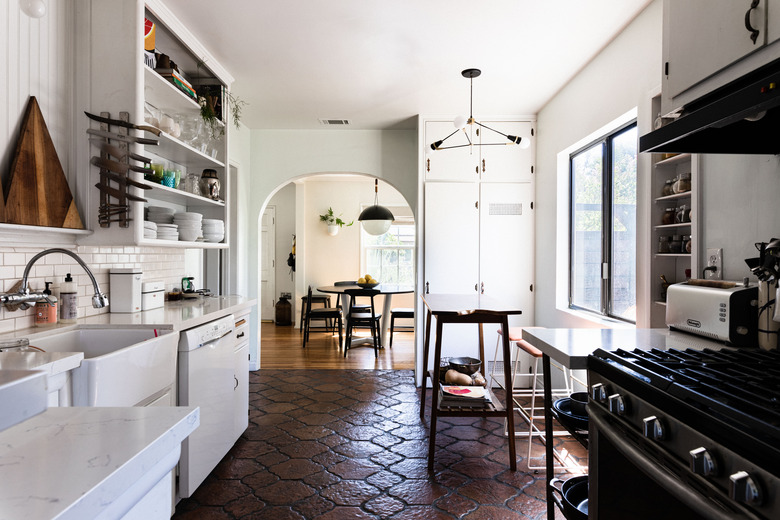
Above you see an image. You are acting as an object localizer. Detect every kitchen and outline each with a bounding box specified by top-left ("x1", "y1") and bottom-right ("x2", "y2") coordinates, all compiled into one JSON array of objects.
[{"x1": 3, "y1": 0, "x2": 780, "y2": 519}]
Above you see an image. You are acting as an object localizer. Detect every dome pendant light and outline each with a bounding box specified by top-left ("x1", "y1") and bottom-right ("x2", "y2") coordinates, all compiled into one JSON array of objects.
[
  {"x1": 358, "y1": 179, "x2": 394, "y2": 236},
  {"x1": 429, "y1": 68, "x2": 531, "y2": 152}
]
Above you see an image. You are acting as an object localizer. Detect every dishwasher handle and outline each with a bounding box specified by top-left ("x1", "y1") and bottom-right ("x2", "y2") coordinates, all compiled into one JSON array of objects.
[{"x1": 200, "y1": 329, "x2": 234, "y2": 348}]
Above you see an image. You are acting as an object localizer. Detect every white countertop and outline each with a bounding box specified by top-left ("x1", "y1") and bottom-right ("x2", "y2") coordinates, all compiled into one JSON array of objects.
[
  {"x1": 0, "y1": 406, "x2": 199, "y2": 520},
  {"x1": 522, "y1": 328, "x2": 729, "y2": 369}
]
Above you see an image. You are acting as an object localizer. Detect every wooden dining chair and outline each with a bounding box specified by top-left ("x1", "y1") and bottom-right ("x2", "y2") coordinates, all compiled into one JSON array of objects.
[
  {"x1": 302, "y1": 285, "x2": 343, "y2": 349},
  {"x1": 343, "y1": 288, "x2": 381, "y2": 357}
]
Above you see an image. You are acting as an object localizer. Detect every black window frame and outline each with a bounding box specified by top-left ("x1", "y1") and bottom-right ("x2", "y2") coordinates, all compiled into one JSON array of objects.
[{"x1": 568, "y1": 120, "x2": 637, "y2": 323}]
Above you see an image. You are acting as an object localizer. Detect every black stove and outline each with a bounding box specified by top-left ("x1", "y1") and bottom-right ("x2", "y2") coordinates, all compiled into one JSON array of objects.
[{"x1": 587, "y1": 346, "x2": 780, "y2": 520}]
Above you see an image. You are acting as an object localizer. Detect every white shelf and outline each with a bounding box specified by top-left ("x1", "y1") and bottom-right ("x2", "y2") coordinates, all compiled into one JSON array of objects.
[
  {"x1": 138, "y1": 238, "x2": 228, "y2": 249},
  {"x1": 654, "y1": 153, "x2": 691, "y2": 167},
  {"x1": 145, "y1": 183, "x2": 225, "y2": 208},
  {"x1": 655, "y1": 253, "x2": 691, "y2": 258},
  {"x1": 654, "y1": 191, "x2": 691, "y2": 202},
  {"x1": 654, "y1": 223, "x2": 692, "y2": 230},
  {"x1": 153, "y1": 132, "x2": 224, "y2": 170},
  {"x1": 143, "y1": 65, "x2": 199, "y2": 113}
]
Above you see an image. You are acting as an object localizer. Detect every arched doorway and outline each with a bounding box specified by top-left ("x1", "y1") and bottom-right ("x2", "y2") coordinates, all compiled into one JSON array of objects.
[{"x1": 257, "y1": 173, "x2": 417, "y2": 370}]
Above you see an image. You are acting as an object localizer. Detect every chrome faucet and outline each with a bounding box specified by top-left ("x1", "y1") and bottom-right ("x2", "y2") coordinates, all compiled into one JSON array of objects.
[{"x1": 0, "y1": 248, "x2": 109, "y2": 311}]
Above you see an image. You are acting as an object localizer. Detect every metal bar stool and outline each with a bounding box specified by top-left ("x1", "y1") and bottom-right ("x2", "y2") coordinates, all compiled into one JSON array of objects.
[
  {"x1": 389, "y1": 308, "x2": 414, "y2": 347},
  {"x1": 489, "y1": 327, "x2": 580, "y2": 471}
]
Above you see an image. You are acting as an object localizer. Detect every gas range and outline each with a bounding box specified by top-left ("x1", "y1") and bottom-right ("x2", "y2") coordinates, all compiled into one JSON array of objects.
[{"x1": 587, "y1": 347, "x2": 780, "y2": 520}]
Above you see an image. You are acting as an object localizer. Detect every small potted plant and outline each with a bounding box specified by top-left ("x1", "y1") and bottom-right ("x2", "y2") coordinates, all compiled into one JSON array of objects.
[{"x1": 319, "y1": 207, "x2": 353, "y2": 236}]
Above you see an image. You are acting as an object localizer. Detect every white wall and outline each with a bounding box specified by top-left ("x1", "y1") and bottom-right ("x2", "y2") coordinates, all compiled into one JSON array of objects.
[{"x1": 534, "y1": 0, "x2": 662, "y2": 328}]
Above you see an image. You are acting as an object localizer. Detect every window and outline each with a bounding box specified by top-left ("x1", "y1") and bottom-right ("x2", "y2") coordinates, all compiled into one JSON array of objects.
[
  {"x1": 361, "y1": 222, "x2": 415, "y2": 285},
  {"x1": 569, "y1": 122, "x2": 637, "y2": 322}
]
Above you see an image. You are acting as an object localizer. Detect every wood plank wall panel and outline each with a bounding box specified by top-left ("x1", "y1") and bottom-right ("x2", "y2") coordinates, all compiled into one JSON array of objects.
[{"x1": 1, "y1": 0, "x2": 74, "y2": 194}]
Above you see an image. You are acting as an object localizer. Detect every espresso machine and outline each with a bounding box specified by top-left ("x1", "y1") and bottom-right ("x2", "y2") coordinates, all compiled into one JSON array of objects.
[{"x1": 745, "y1": 239, "x2": 780, "y2": 349}]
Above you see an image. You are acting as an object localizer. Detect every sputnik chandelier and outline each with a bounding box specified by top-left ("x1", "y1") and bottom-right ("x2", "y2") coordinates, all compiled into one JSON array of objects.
[{"x1": 429, "y1": 68, "x2": 530, "y2": 152}]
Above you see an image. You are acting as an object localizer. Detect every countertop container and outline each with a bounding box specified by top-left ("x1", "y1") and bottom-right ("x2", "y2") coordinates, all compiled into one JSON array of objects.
[
  {"x1": 109, "y1": 268, "x2": 142, "y2": 313},
  {"x1": 142, "y1": 281, "x2": 165, "y2": 311}
]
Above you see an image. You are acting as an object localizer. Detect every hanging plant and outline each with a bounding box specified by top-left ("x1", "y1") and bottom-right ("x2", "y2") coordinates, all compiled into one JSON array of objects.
[
  {"x1": 319, "y1": 207, "x2": 353, "y2": 235},
  {"x1": 196, "y1": 60, "x2": 246, "y2": 139}
]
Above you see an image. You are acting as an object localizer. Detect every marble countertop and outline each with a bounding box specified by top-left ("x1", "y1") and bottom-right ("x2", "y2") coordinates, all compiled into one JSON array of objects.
[
  {"x1": 0, "y1": 406, "x2": 199, "y2": 520},
  {"x1": 521, "y1": 328, "x2": 729, "y2": 369}
]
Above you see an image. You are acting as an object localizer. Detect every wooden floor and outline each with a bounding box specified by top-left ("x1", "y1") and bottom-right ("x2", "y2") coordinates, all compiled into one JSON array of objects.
[{"x1": 260, "y1": 321, "x2": 416, "y2": 370}]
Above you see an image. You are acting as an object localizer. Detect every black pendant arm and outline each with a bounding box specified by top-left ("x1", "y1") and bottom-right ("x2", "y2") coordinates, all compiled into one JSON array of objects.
[
  {"x1": 473, "y1": 121, "x2": 523, "y2": 144},
  {"x1": 430, "y1": 127, "x2": 472, "y2": 150}
]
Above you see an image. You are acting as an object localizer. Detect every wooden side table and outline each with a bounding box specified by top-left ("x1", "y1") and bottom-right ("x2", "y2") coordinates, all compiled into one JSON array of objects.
[{"x1": 419, "y1": 294, "x2": 522, "y2": 471}]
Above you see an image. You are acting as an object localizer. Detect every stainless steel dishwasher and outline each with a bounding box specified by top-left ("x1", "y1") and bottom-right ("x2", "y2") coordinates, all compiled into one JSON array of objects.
[{"x1": 177, "y1": 314, "x2": 235, "y2": 499}]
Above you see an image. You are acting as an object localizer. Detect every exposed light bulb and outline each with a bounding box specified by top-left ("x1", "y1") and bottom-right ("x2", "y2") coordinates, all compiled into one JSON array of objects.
[
  {"x1": 453, "y1": 115, "x2": 468, "y2": 130},
  {"x1": 519, "y1": 136, "x2": 531, "y2": 149},
  {"x1": 21, "y1": 0, "x2": 46, "y2": 18}
]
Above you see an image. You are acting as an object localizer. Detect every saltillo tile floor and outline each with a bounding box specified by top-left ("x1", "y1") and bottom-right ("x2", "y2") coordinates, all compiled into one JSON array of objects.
[{"x1": 174, "y1": 369, "x2": 584, "y2": 519}]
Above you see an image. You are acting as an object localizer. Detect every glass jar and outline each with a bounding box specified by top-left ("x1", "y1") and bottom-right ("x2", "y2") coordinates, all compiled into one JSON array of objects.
[
  {"x1": 676, "y1": 204, "x2": 690, "y2": 223},
  {"x1": 673, "y1": 171, "x2": 691, "y2": 193},
  {"x1": 684, "y1": 235, "x2": 692, "y2": 253},
  {"x1": 662, "y1": 179, "x2": 674, "y2": 197},
  {"x1": 184, "y1": 172, "x2": 200, "y2": 194},
  {"x1": 670, "y1": 234, "x2": 683, "y2": 253},
  {"x1": 658, "y1": 235, "x2": 670, "y2": 253},
  {"x1": 662, "y1": 207, "x2": 676, "y2": 225}
]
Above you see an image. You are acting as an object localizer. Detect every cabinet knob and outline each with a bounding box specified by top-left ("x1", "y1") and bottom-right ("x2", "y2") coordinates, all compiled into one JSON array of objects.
[
  {"x1": 729, "y1": 471, "x2": 762, "y2": 505},
  {"x1": 690, "y1": 447, "x2": 718, "y2": 477}
]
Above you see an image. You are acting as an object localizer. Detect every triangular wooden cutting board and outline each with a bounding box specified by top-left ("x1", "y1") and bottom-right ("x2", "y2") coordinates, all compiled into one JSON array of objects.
[{"x1": 5, "y1": 96, "x2": 83, "y2": 229}]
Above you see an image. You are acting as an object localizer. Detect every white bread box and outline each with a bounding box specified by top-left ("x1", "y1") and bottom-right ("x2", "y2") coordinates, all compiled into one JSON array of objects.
[{"x1": 141, "y1": 281, "x2": 165, "y2": 311}]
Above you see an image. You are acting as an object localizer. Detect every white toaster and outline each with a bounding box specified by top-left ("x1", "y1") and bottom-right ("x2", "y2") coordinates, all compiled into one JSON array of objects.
[{"x1": 665, "y1": 282, "x2": 758, "y2": 347}]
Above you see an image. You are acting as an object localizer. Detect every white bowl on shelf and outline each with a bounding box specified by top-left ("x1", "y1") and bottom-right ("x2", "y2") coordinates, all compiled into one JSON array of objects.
[{"x1": 178, "y1": 229, "x2": 200, "y2": 242}]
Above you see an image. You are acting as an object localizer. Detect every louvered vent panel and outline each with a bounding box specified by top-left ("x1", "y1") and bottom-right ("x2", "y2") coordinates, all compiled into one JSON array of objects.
[
  {"x1": 489, "y1": 203, "x2": 522, "y2": 215},
  {"x1": 319, "y1": 119, "x2": 351, "y2": 125}
]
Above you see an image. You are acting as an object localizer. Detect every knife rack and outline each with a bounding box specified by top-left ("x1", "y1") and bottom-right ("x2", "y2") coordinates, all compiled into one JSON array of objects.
[{"x1": 89, "y1": 112, "x2": 155, "y2": 228}]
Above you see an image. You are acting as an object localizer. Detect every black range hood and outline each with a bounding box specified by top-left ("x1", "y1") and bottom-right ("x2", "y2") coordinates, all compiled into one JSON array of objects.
[{"x1": 640, "y1": 57, "x2": 780, "y2": 154}]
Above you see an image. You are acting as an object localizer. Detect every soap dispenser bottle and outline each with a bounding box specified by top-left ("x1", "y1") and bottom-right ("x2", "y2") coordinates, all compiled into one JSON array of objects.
[
  {"x1": 59, "y1": 273, "x2": 78, "y2": 324},
  {"x1": 34, "y1": 281, "x2": 58, "y2": 327}
]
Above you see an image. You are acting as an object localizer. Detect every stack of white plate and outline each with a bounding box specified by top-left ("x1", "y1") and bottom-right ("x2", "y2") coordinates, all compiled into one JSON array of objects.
[
  {"x1": 143, "y1": 220, "x2": 158, "y2": 239},
  {"x1": 146, "y1": 206, "x2": 175, "y2": 225},
  {"x1": 156, "y1": 223, "x2": 179, "y2": 240},
  {"x1": 174, "y1": 212, "x2": 203, "y2": 242},
  {"x1": 202, "y1": 218, "x2": 225, "y2": 243}
]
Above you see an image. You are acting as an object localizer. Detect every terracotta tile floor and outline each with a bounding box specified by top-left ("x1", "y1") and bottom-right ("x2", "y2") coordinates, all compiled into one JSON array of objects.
[{"x1": 173, "y1": 369, "x2": 586, "y2": 519}]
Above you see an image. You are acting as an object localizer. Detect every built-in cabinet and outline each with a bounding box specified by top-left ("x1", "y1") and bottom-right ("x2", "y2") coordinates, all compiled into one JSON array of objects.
[
  {"x1": 662, "y1": 0, "x2": 780, "y2": 115},
  {"x1": 74, "y1": 0, "x2": 233, "y2": 249},
  {"x1": 422, "y1": 119, "x2": 535, "y2": 358},
  {"x1": 649, "y1": 150, "x2": 700, "y2": 328}
]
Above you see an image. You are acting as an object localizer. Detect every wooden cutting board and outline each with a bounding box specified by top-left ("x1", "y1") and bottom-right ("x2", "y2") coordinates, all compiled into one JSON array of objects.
[{"x1": 4, "y1": 96, "x2": 83, "y2": 229}]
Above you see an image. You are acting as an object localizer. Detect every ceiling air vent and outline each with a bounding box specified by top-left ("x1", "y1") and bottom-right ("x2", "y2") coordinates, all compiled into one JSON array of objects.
[{"x1": 319, "y1": 119, "x2": 351, "y2": 126}]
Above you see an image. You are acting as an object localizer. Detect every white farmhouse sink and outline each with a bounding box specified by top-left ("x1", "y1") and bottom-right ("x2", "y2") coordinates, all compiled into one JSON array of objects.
[{"x1": 27, "y1": 327, "x2": 177, "y2": 407}]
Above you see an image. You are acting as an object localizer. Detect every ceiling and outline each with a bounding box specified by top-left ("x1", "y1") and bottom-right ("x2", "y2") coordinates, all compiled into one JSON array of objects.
[{"x1": 161, "y1": 0, "x2": 653, "y2": 130}]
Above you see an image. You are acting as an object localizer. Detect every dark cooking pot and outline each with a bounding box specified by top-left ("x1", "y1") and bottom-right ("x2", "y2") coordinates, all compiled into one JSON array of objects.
[
  {"x1": 550, "y1": 475, "x2": 588, "y2": 520},
  {"x1": 569, "y1": 391, "x2": 589, "y2": 416}
]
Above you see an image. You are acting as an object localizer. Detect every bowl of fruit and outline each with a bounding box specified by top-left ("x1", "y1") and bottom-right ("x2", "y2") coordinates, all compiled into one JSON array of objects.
[{"x1": 357, "y1": 274, "x2": 379, "y2": 288}]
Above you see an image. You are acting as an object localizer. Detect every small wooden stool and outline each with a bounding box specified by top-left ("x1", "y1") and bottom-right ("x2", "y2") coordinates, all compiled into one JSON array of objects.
[{"x1": 389, "y1": 308, "x2": 414, "y2": 346}]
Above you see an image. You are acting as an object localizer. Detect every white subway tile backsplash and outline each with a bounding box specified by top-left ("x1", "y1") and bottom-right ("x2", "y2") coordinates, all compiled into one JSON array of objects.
[{"x1": 0, "y1": 245, "x2": 186, "y2": 333}]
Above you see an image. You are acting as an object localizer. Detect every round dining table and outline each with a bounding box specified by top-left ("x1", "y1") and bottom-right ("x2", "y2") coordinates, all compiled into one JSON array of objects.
[{"x1": 316, "y1": 284, "x2": 414, "y2": 347}]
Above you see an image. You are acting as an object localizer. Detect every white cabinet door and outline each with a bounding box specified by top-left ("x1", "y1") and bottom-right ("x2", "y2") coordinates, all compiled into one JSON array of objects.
[
  {"x1": 664, "y1": 0, "x2": 767, "y2": 100},
  {"x1": 424, "y1": 121, "x2": 481, "y2": 182},
  {"x1": 424, "y1": 182, "x2": 479, "y2": 294},
  {"x1": 479, "y1": 182, "x2": 535, "y2": 330},
  {"x1": 479, "y1": 121, "x2": 535, "y2": 183},
  {"x1": 234, "y1": 342, "x2": 249, "y2": 440}
]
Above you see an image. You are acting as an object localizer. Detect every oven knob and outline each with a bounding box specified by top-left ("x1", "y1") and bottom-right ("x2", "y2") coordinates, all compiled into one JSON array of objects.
[
  {"x1": 729, "y1": 471, "x2": 762, "y2": 506},
  {"x1": 608, "y1": 394, "x2": 628, "y2": 415},
  {"x1": 591, "y1": 383, "x2": 608, "y2": 403},
  {"x1": 690, "y1": 447, "x2": 718, "y2": 477},
  {"x1": 642, "y1": 416, "x2": 665, "y2": 440}
]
